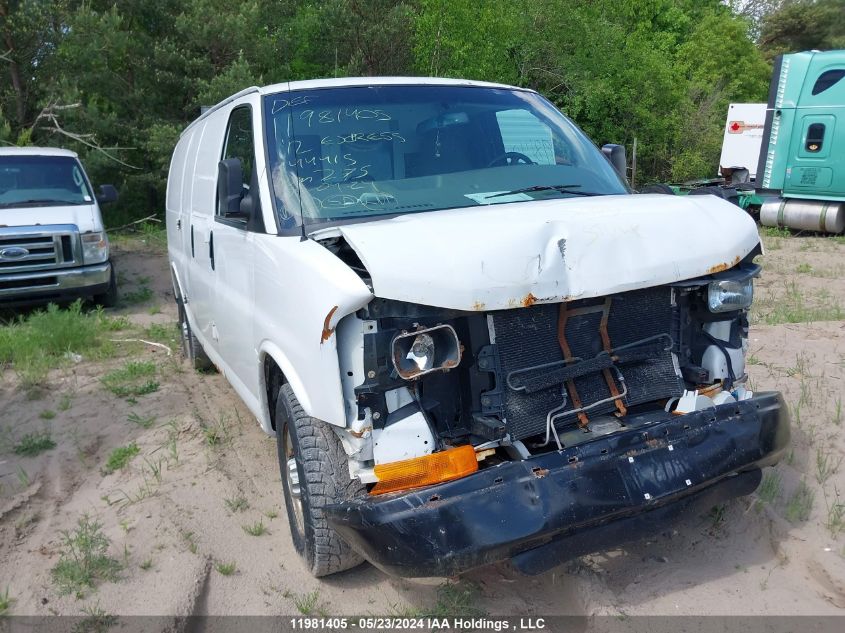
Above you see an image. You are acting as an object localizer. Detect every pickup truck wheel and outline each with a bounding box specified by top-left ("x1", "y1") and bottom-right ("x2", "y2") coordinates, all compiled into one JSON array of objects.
[
  {"x1": 275, "y1": 384, "x2": 365, "y2": 577},
  {"x1": 178, "y1": 303, "x2": 213, "y2": 371},
  {"x1": 92, "y1": 266, "x2": 118, "y2": 308}
]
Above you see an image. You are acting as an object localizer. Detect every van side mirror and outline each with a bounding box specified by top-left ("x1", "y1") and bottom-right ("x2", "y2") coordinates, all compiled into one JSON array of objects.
[
  {"x1": 217, "y1": 158, "x2": 244, "y2": 215},
  {"x1": 96, "y1": 184, "x2": 118, "y2": 204},
  {"x1": 601, "y1": 144, "x2": 628, "y2": 182}
]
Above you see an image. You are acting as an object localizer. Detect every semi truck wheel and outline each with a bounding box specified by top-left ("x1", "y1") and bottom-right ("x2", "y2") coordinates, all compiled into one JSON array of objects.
[{"x1": 275, "y1": 384, "x2": 365, "y2": 577}]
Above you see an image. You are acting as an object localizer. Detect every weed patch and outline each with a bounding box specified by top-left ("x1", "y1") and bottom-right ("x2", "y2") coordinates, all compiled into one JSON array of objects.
[
  {"x1": 215, "y1": 561, "x2": 237, "y2": 576},
  {"x1": 102, "y1": 443, "x2": 140, "y2": 474},
  {"x1": 242, "y1": 520, "x2": 267, "y2": 536},
  {"x1": 51, "y1": 515, "x2": 121, "y2": 597},
  {"x1": 101, "y1": 361, "x2": 159, "y2": 397},
  {"x1": 785, "y1": 481, "x2": 815, "y2": 523},
  {"x1": 757, "y1": 470, "x2": 781, "y2": 505},
  {"x1": 293, "y1": 590, "x2": 320, "y2": 615},
  {"x1": 127, "y1": 412, "x2": 156, "y2": 428},
  {"x1": 13, "y1": 431, "x2": 56, "y2": 457},
  {"x1": 425, "y1": 580, "x2": 485, "y2": 617},
  {"x1": 753, "y1": 281, "x2": 844, "y2": 325},
  {"x1": 0, "y1": 302, "x2": 122, "y2": 387},
  {"x1": 225, "y1": 496, "x2": 249, "y2": 513},
  {"x1": 0, "y1": 586, "x2": 11, "y2": 615}
]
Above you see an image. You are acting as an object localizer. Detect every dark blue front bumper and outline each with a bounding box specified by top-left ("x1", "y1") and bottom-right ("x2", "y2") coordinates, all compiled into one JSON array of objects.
[{"x1": 325, "y1": 391, "x2": 790, "y2": 577}]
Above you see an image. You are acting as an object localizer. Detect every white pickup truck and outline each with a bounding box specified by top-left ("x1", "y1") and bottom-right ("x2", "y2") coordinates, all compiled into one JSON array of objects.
[
  {"x1": 0, "y1": 147, "x2": 118, "y2": 307},
  {"x1": 166, "y1": 77, "x2": 789, "y2": 578}
]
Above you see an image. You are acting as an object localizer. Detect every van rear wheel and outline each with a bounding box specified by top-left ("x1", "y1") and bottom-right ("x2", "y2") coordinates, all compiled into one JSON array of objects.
[
  {"x1": 178, "y1": 302, "x2": 213, "y2": 371},
  {"x1": 275, "y1": 384, "x2": 365, "y2": 577}
]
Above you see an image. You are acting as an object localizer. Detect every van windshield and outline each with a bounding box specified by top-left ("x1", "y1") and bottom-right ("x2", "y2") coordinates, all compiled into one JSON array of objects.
[
  {"x1": 262, "y1": 84, "x2": 628, "y2": 230},
  {"x1": 0, "y1": 155, "x2": 94, "y2": 208}
]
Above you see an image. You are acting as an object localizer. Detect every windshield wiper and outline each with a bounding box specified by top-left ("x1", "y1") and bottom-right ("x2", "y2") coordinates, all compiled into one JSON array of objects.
[{"x1": 485, "y1": 184, "x2": 605, "y2": 199}]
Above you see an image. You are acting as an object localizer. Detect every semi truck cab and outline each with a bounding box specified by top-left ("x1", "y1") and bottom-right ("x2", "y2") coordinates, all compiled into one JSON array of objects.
[{"x1": 758, "y1": 50, "x2": 845, "y2": 232}]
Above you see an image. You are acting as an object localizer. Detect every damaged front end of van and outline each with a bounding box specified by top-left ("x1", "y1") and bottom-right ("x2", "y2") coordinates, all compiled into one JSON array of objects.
[
  {"x1": 255, "y1": 81, "x2": 789, "y2": 577},
  {"x1": 310, "y1": 196, "x2": 789, "y2": 578}
]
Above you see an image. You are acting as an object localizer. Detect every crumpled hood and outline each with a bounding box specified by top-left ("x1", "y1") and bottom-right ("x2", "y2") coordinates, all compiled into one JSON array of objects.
[
  {"x1": 0, "y1": 204, "x2": 97, "y2": 232},
  {"x1": 319, "y1": 194, "x2": 760, "y2": 311}
]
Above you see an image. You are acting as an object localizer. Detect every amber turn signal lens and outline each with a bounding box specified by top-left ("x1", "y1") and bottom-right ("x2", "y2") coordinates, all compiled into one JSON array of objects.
[{"x1": 370, "y1": 445, "x2": 478, "y2": 495}]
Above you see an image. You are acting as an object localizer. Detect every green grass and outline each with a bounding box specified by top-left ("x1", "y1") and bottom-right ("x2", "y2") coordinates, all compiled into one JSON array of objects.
[
  {"x1": 757, "y1": 470, "x2": 782, "y2": 505},
  {"x1": 143, "y1": 323, "x2": 179, "y2": 347},
  {"x1": 265, "y1": 509, "x2": 278, "y2": 519},
  {"x1": 242, "y1": 520, "x2": 267, "y2": 536},
  {"x1": 785, "y1": 480, "x2": 815, "y2": 523},
  {"x1": 425, "y1": 580, "x2": 486, "y2": 617},
  {"x1": 753, "y1": 281, "x2": 844, "y2": 325},
  {"x1": 816, "y1": 448, "x2": 842, "y2": 485},
  {"x1": 224, "y1": 496, "x2": 249, "y2": 513},
  {"x1": 795, "y1": 262, "x2": 813, "y2": 274},
  {"x1": 293, "y1": 590, "x2": 320, "y2": 615},
  {"x1": 0, "y1": 586, "x2": 11, "y2": 615},
  {"x1": 13, "y1": 431, "x2": 56, "y2": 457},
  {"x1": 102, "y1": 443, "x2": 140, "y2": 474},
  {"x1": 762, "y1": 226, "x2": 792, "y2": 238},
  {"x1": 51, "y1": 515, "x2": 122, "y2": 597},
  {"x1": 101, "y1": 361, "x2": 159, "y2": 397},
  {"x1": 0, "y1": 301, "x2": 124, "y2": 388},
  {"x1": 120, "y1": 285, "x2": 153, "y2": 306},
  {"x1": 39, "y1": 409, "x2": 56, "y2": 420},
  {"x1": 77, "y1": 604, "x2": 117, "y2": 632},
  {"x1": 127, "y1": 412, "x2": 156, "y2": 428},
  {"x1": 215, "y1": 561, "x2": 237, "y2": 576},
  {"x1": 139, "y1": 558, "x2": 153, "y2": 571},
  {"x1": 58, "y1": 395, "x2": 72, "y2": 411}
]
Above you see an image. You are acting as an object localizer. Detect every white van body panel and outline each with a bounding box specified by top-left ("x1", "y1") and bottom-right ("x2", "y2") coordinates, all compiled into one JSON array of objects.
[{"x1": 166, "y1": 77, "x2": 762, "y2": 447}]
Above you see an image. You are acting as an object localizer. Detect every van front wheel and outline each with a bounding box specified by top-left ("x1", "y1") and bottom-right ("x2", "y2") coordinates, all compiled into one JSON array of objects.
[{"x1": 275, "y1": 384, "x2": 365, "y2": 577}]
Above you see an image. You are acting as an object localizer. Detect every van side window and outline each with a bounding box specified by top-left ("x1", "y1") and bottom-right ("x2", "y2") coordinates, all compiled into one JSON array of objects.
[
  {"x1": 812, "y1": 69, "x2": 845, "y2": 96},
  {"x1": 220, "y1": 106, "x2": 255, "y2": 218}
]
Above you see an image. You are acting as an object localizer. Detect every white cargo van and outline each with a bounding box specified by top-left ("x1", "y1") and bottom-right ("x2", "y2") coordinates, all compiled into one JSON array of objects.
[
  {"x1": 0, "y1": 147, "x2": 118, "y2": 306},
  {"x1": 166, "y1": 78, "x2": 789, "y2": 578}
]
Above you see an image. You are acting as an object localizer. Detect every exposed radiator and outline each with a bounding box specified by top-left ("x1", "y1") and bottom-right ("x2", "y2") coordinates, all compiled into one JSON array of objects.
[{"x1": 484, "y1": 286, "x2": 684, "y2": 440}]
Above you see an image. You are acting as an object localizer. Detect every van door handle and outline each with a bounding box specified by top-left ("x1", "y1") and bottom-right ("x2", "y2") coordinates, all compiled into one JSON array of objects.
[
  {"x1": 190, "y1": 225, "x2": 195, "y2": 257},
  {"x1": 209, "y1": 230, "x2": 215, "y2": 271}
]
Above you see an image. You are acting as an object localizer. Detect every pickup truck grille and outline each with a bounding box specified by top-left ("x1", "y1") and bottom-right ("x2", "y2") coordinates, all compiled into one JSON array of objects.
[
  {"x1": 0, "y1": 228, "x2": 79, "y2": 274},
  {"x1": 486, "y1": 286, "x2": 684, "y2": 440}
]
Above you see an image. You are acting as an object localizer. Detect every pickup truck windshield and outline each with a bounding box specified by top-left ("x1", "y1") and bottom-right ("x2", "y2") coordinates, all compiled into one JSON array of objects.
[
  {"x1": 263, "y1": 85, "x2": 628, "y2": 229},
  {"x1": 0, "y1": 155, "x2": 94, "y2": 208}
]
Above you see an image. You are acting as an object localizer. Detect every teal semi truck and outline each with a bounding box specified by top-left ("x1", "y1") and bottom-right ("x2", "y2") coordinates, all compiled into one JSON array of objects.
[{"x1": 649, "y1": 50, "x2": 845, "y2": 234}]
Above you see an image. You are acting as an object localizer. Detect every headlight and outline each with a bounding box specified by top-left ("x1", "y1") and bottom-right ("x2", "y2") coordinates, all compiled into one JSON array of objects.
[
  {"x1": 392, "y1": 324, "x2": 462, "y2": 379},
  {"x1": 708, "y1": 278, "x2": 753, "y2": 312},
  {"x1": 81, "y1": 231, "x2": 109, "y2": 264}
]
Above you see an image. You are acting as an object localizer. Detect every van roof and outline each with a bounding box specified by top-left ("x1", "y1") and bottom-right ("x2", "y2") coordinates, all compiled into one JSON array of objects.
[
  {"x1": 0, "y1": 146, "x2": 79, "y2": 158},
  {"x1": 183, "y1": 76, "x2": 530, "y2": 136}
]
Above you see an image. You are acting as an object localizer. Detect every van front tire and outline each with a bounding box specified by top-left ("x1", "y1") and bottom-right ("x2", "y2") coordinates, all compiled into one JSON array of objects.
[{"x1": 275, "y1": 384, "x2": 365, "y2": 577}]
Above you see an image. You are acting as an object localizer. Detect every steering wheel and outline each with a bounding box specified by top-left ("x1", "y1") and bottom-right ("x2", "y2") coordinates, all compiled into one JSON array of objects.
[{"x1": 487, "y1": 151, "x2": 534, "y2": 167}]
